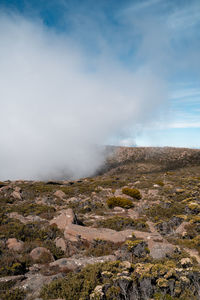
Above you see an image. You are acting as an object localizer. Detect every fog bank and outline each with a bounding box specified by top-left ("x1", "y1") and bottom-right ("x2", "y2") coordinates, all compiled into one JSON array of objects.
[{"x1": 0, "y1": 13, "x2": 167, "y2": 180}]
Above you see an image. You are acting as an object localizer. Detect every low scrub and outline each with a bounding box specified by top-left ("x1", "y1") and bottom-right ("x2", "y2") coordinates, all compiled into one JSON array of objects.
[
  {"x1": 0, "y1": 288, "x2": 25, "y2": 300},
  {"x1": 106, "y1": 197, "x2": 134, "y2": 209},
  {"x1": 122, "y1": 187, "x2": 142, "y2": 200},
  {"x1": 84, "y1": 239, "x2": 120, "y2": 257},
  {"x1": 40, "y1": 258, "x2": 199, "y2": 300},
  {"x1": 10, "y1": 203, "x2": 56, "y2": 220},
  {"x1": 96, "y1": 216, "x2": 149, "y2": 232},
  {"x1": 146, "y1": 203, "x2": 185, "y2": 222}
]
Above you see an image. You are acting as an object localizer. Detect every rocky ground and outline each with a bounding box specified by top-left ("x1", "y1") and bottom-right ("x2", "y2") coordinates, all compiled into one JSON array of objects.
[{"x1": 1, "y1": 147, "x2": 200, "y2": 299}]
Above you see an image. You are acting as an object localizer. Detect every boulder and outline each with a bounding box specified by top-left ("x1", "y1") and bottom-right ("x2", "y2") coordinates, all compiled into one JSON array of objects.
[
  {"x1": 50, "y1": 208, "x2": 77, "y2": 229},
  {"x1": 50, "y1": 255, "x2": 116, "y2": 271},
  {"x1": 54, "y1": 237, "x2": 66, "y2": 252},
  {"x1": 21, "y1": 273, "x2": 64, "y2": 299},
  {"x1": 54, "y1": 190, "x2": 66, "y2": 199},
  {"x1": 30, "y1": 247, "x2": 54, "y2": 262},
  {"x1": 64, "y1": 224, "x2": 133, "y2": 243},
  {"x1": 9, "y1": 212, "x2": 44, "y2": 224},
  {"x1": 64, "y1": 223, "x2": 176, "y2": 259},
  {"x1": 14, "y1": 186, "x2": 21, "y2": 193},
  {"x1": 11, "y1": 190, "x2": 22, "y2": 200},
  {"x1": 148, "y1": 240, "x2": 175, "y2": 259},
  {"x1": 6, "y1": 238, "x2": 24, "y2": 251}
]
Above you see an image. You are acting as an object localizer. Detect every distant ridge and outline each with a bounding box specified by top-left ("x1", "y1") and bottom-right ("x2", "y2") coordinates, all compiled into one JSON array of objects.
[{"x1": 98, "y1": 146, "x2": 200, "y2": 176}]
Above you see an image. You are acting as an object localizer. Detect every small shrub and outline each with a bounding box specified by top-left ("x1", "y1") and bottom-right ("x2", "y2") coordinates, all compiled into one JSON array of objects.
[
  {"x1": 40, "y1": 261, "x2": 122, "y2": 300},
  {"x1": 155, "y1": 181, "x2": 164, "y2": 187},
  {"x1": 10, "y1": 203, "x2": 56, "y2": 220},
  {"x1": 122, "y1": 187, "x2": 141, "y2": 200},
  {"x1": 146, "y1": 203, "x2": 185, "y2": 222},
  {"x1": 106, "y1": 197, "x2": 134, "y2": 209},
  {"x1": 96, "y1": 216, "x2": 149, "y2": 232},
  {"x1": 44, "y1": 240, "x2": 65, "y2": 260},
  {"x1": 0, "y1": 219, "x2": 63, "y2": 242},
  {"x1": 0, "y1": 254, "x2": 28, "y2": 276},
  {"x1": 84, "y1": 239, "x2": 120, "y2": 257},
  {"x1": 0, "y1": 288, "x2": 25, "y2": 300}
]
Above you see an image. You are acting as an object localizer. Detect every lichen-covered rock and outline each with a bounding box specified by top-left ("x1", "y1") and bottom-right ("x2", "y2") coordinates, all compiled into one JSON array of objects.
[
  {"x1": 125, "y1": 240, "x2": 149, "y2": 258},
  {"x1": 156, "y1": 216, "x2": 184, "y2": 235},
  {"x1": 49, "y1": 255, "x2": 116, "y2": 271}
]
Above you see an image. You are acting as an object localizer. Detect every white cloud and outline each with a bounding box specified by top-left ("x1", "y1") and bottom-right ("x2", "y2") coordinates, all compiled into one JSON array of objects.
[{"x1": 0, "y1": 13, "x2": 166, "y2": 180}]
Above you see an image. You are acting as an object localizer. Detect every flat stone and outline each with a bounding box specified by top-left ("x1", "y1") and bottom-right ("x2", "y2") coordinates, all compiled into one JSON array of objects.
[
  {"x1": 50, "y1": 255, "x2": 116, "y2": 271},
  {"x1": 0, "y1": 275, "x2": 25, "y2": 283},
  {"x1": 64, "y1": 224, "x2": 133, "y2": 243}
]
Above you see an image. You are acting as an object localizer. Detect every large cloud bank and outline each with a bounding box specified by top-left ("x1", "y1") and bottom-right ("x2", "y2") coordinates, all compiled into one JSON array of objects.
[{"x1": 0, "y1": 12, "x2": 167, "y2": 180}]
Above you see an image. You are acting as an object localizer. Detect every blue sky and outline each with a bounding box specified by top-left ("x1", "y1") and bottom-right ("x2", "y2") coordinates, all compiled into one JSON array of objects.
[{"x1": 0, "y1": 0, "x2": 200, "y2": 148}]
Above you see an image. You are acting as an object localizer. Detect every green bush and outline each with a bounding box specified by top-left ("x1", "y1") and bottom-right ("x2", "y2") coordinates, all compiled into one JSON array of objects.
[
  {"x1": 10, "y1": 203, "x2": 56, "y2": 220},
  {"x1": 106, "y1": 197, "x2": 134, "y2": 209},
  {"x1": 146, "y1": 203, "x2": 185, "y2": 222},
  {"x1": 0, "y1": 219, "x2": 62, "y2": 242},
  {"x1": 84, "y1": 239, "x2": 120, "y2": 257},
  {"x1": 44, "y1": 240, "x2": 65, "y2": 260},
  {"x1": 96, "y1": 216, "x2": 149, "y2": 232},
  {"x1": 0, "y1": 288, "x2": 25, "y2": 300},
  {"x1": 40, "y1": 261, "x2": 122, "y2": 300},
  {"x1": 122, "y1": 188, "x2": 141, "y2": 200},
  {"x1": 0, "y1": 253, "x2": 28, "y2": 277}
]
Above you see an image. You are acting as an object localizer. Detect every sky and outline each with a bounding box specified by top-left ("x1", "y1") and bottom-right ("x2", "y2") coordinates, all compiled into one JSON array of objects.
[{"x1": 0, "y1": 0, "x2": 199, "y2": 179}]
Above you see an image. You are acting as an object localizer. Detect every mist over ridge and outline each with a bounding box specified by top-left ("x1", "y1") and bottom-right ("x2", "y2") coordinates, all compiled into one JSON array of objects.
[
  {"x1": 0, "y1": 12, "x2": 168, "y2": 180},
  {"x1": 0, "y1": 0, "x2": 199, "y2": 180}
]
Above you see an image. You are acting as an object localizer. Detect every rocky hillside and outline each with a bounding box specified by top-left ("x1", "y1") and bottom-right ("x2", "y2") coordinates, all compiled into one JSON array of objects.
[{"x1": 1, "y1": 147, "x2": 200, "y2": 299}]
